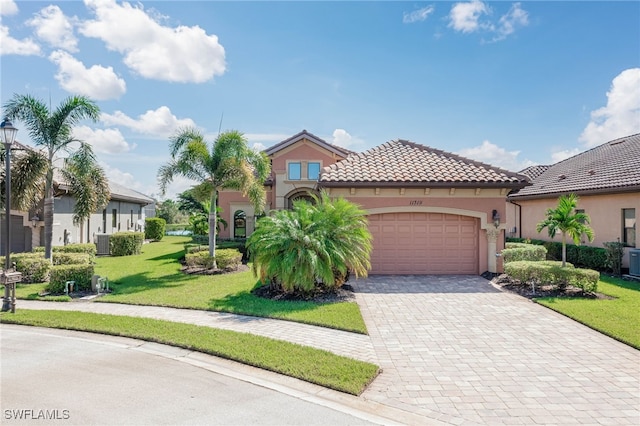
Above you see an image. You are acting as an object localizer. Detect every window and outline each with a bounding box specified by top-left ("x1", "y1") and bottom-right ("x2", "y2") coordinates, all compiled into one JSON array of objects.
[
  {"x1": 234, "y1": 210, "x2": 246, "y2": 238},
  {"x1": 288, "y1": 162, "x2": 301, "y2": 180},
  {"x1": 112, "y1": 209, "x2": 117, "y2": 228},
  {"x1": 622, "y1": 208, "x2": 636, "y2": 247},
  {"x1": 307, "y1": 162, "x2": 321, "y2": 180},
  {"x1": 102, "y1": 209, "x2": 107, "y2": 232}
]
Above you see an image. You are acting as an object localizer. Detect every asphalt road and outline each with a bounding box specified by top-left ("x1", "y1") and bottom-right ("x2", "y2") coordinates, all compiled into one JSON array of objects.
[{"x1": 0, "y1": 325, "x2": 380, "y2": 425}]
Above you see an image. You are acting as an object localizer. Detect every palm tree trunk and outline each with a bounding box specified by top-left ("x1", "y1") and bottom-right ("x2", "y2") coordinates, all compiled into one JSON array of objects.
[
  {"x1": 44, "y1": 170, "x2": 54, "y2": 261},
  {"x1": 208, "y1": 190, "x2": 217, "y2": 267},
  {"x1": 561, "y1": 232, "x2": 567, "y2": 267}
]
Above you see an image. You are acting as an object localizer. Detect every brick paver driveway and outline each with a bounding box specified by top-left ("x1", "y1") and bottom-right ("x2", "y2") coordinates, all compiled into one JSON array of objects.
[{"x1": 353, "y1": 275, "x2": 639, "y2": 425}]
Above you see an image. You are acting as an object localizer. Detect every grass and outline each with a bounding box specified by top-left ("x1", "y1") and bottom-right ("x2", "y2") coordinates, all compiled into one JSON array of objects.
[
  {"x1": 0, "y1": 310, "x2": 379, "y2": 395},
  {"x1": 535, "y1": 274, "x2": 640, "y2": 349},
  {"x1": 31, "y1": 236, "x2": 367, "y2": 334}
]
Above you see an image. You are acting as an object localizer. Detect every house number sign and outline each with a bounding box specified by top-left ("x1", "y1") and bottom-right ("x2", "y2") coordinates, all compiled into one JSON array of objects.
[{"x1": 409, "y1": 200, "x2": 423, "y2": 206}]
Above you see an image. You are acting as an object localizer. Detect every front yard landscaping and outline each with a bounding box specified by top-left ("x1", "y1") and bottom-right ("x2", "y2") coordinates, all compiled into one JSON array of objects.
[
  {"x1": 11, "y1": 236, "x2": 367, "y2": 334},
  {"x1": 0, "y1": 310, "x2": 378, "y2": 395}
]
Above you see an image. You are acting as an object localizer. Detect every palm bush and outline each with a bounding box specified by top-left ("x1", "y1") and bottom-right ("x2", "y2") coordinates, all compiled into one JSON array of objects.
[{"x1": 248, "y1": 192, "x2": 372, "y2": 295}]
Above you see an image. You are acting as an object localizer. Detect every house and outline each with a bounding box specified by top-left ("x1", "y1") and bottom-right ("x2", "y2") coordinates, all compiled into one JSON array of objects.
[
  {"x1": 218, "y1": 130, "x2": 530, "y2": 275},
  {"x1": 507, "y1": 133, "x2": 640, "y2": 269}
]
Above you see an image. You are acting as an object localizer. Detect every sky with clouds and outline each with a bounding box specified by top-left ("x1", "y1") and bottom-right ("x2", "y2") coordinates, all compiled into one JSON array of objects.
[{"x1": 1, "y1": 0, "x2": 639, "y2": 200}]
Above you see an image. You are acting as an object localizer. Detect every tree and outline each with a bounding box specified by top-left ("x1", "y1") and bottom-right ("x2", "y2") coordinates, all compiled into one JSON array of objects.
[
  {"x1": 158, "y1": 129, "x2": 270, "y2": 262},
  {"x1": 178, "y1": 188, "x2": 227, "y2": 234},
  {"x1": 3, "y1": 94, "x2": 107, "y2": 259},
  {"x1": 247, "y1": 192, "x2": 372, "y2": 295},
  {"x1": 156, "y1": 199, "x2": 180, "y2": 224},
  {"x1": 536, "y1": 193, "x2": 595, "y2": 267}
]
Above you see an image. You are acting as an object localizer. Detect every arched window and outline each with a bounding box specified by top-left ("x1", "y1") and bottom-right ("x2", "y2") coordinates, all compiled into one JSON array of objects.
[{"x1": 234, "y1": 210, "x2": 246, "y2": 238}]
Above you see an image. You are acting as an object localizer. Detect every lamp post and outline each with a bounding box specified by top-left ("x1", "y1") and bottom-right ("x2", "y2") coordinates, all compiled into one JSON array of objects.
[{"x1": 1, "y1": 118, "x2": 21, "y2": 313}]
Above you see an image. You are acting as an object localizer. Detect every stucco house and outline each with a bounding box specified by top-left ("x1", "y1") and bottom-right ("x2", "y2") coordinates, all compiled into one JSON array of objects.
[
  {"x1": 507, "y1": 133, "x2": 639, "y2": 269},
  {"x1": 2, "y1": 177, "x2": 153, "y2": 255},
  {"x1": 218, "y1": 130, "x2": 530, "y2": 275}
]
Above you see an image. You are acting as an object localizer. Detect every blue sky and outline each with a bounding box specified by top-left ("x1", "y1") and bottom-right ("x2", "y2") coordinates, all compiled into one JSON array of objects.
[{"x1": 1, "y1": 0, "x2": 639, "y2": 200}]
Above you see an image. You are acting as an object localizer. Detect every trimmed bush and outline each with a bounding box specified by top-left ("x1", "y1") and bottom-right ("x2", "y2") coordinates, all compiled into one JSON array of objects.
[
  {"x1": 145, "y1": 217, "x2": 166, "y2": 241},
  {"x1": 215, "y1": 248, "x2": 242, "y2": 270},
  {"x1": 110, "y1": 232, "x2": 144, "y2": 256},
  {"x1": 506, "y1": 238, "x2": 610, "y2": 271},
  {"x1": 2, "y1": 253, "x2": 51, "y2": 283},
  {"x1": 52, "y1": 252, "x2": 91, "y2": 266},
  {"x1": 505, "y1": 260, "x2": 598, "y2": 293},
  {"x1": 184, "y1": 244, "x2": 210, "y2": 254},
  {"x1": 184, "y1": 250, "x2": 215, "y2": 269},
  {"x1": 33, "y1": 243, "x2": 97, "y2": 262},
  {"x1": 502, "y1": 244, "x2": 547, "y2": 263},
  {"x1": 603, "y1": 241, "x2": 625, "y2": 276},
  {"x1": 47, "y1": 264, "x2": 94, "y2": 293}
]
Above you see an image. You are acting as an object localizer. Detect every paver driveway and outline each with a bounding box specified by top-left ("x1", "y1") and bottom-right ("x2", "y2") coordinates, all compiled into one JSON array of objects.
[{"x1": 353, "y1": 275, "x2": 640, "y2": 425}]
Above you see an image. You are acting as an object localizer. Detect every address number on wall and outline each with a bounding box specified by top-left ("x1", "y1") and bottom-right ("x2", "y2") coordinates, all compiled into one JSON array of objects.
[{"x1": 409, "y1": 200, "x2": 423, "y2": 206}]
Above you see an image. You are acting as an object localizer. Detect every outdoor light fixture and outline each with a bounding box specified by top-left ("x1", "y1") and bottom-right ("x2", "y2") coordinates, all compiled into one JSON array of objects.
[
  {"x1": 492, "y1": 209, "x2": 501, "y2": 228},
  {"x1": 1, "y1": 118, "x2": 21, "y2": 313},
  {"x1": 31, "y1": 215, "x2": 40, "y2": 228}
]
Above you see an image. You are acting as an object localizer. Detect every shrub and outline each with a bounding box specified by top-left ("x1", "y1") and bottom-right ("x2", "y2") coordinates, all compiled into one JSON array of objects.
[
  {"x1": 33, "y1": 243, "x2": 97, "y2": 262},
  {"x1": 191, "y1": 234, "x2": 208, "y2": 245},
  {"x1": 52, "y1": 252, "x2": 91, "y2": 266},
  {"x1": 110, "y1": 232, "x2": 144, "y2": 256},
  {"x1": 603, "y1": 241, "x2": 625, "y2": 276},
  {"x1": 506, "y1": 238, "x2": 610, "y2": 272},
  {"x1": 46, "y1": 264, "x2": 94, "y2": 294},
  {"x1": 502, "y1": 244, "x2": 547, "y2": 263},
  {"x1": 184, "y1": 250, "x2": 215, "y2": 268},
  {"x1": 184, "y1": 244, "x2": 210, "y2": 254},
  {"x1": 145, "y1": 217, "x2": 166, "y2": 241},
  {"x1": 215, "y1": 249, "x2": 242, "y2": 270},
  {"x1": 505, "y1": 260, "x2": 598, "y2": 293},
  {"x1": 3, "y1": 253, "x2": 51, "y2": 283}
]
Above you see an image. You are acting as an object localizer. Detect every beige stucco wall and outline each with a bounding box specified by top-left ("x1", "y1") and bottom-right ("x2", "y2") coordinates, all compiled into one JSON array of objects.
[{"x1": 507, "y1": 192, "x2": 639, "y2": 267}]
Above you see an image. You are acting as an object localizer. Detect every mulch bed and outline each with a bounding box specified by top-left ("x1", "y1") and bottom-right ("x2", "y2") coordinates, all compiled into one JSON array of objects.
[
  {"x1": 181, "y1": 264, "x2": 250, "y2": 275},
  {"x1": 488, "y1": 273, "x2": 614, "y2": 300},
  {"x1": 252, "y1": 283, "x2": 356, "y2": 303}
]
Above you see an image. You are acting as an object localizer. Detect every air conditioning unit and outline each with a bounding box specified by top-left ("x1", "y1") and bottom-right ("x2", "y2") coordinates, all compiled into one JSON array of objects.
[
  {"x1": 96, "y1": 234, "x2": 110, "y2": 256},
  {"x1": 630, "y1": 249, "x2": 640, "y2": 277}
]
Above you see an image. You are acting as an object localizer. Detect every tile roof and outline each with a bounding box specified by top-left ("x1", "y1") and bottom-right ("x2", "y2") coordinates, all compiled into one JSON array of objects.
[
  {"x1": 319, "y1": 139, "x2": 530, "y2": 187},
  {"x1": 264, "y1": 129, "x2": 354, "y2": 158},
  {"x1": 519, "y1": 165, "x2": 550, "y2": 180},
  {"x1": 54, "y1": 170, "x2": 154, "y2": 205},
  {"x1": 510, "y1": 133, "x2": 640, "y2": 199}
]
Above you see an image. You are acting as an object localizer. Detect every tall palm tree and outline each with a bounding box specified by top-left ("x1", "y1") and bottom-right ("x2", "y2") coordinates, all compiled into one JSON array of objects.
[
  {"x1": 536, "y1": 193, "x2": 595, "y2": 267},
  {"x1": 3, "y1": 93, "x2": 105, "y2": 259},
  {"x1": 158, "y1": 128, "x2": 270, "y2": 261}
]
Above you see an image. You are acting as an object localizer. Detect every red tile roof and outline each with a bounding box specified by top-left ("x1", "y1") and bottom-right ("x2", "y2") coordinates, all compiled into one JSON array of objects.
[
  {"x1": 510, "y1": 133, "x2": 640, "y2": 199},
  {"x1": 319, "y1": 139, "x2": 530, "y2": 188}
]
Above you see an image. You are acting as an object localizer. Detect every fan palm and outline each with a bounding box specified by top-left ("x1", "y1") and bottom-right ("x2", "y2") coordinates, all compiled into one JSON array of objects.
[
  {"x1": 248, "y1": 192, "x2": 372, "y2": 294},
  {"x1": 3, "y1": 94, "x2": 108, "y2": 259},
  {"x1": 536, "y1": 193, "x2": 595, "y2": 267},
  {"x1": 158, "y1": 128, "x2": 270, "y2": 261}
]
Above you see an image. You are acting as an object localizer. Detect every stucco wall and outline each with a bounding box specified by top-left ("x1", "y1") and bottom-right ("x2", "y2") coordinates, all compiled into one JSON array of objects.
[{"x1": 507, "y1": 192, "x2": 639, "y2": 267}]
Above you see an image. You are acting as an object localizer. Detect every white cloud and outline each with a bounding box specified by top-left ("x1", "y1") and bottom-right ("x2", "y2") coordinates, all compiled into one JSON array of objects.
[
  {"x1": 73, "y1": 125, "x2": 135, "y2": 154},
  {"x1": 0, "y1": 25, "x2": 41, "y2": 55},
  {"x1": 550, "y1": 148, "x2": 581, "y2": 164},
  {"x1": 27, "y1": 5, "x2": 78, "y2": 52},
  {"x1": 251, "y1": 142, "x2": 266, "y2": 151},
  {"x1": 457, "y1": 140, "x2": 535, "y2": 172},
  {"x1": 0, "y1": 0, "x2": 18, "y2": 16},
  {"x1": 403, "y1": 5, "x2": 435, "y2": 24},
  {"x1": 331, "y1": 129, "x2": 364, "y2": 149},
  {"x1": 49, "y1": 50, "x2": 126, "y2": 100},
  {"x1": 80, "y1": 0, "x2": 226, "y2": 83},
  {"x1": 158, "y1": 174, "x2": 198, "y2": 200},
  {"x1": 579, "y1": 68, "x2": 640, "y2": 147},
  {"x1": 101, "y1": 107, "x2": 196, "y2": 138},
  {"x1": 448, "y1": 0, "x2": 491, "y2": 33},
  {"x1": 494, "y1": 2, "x2": 528, "y2": 41}
]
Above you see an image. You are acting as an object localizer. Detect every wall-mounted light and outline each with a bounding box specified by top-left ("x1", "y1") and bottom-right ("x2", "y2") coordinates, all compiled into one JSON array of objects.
[
  {"x1": 30, "y1": 215, "x2": 39, "y2": 228},
  {"x1": 492, "y1": 209, "x2": 501, "y2": 228}
]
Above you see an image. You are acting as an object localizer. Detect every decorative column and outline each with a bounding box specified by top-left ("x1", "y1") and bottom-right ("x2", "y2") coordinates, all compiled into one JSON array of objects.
[{"x1": 485, "y1": 227, "x2": 501, "y2": 274}]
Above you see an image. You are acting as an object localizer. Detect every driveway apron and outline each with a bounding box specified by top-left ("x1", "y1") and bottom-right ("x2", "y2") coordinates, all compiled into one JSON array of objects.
[{"x1": 352, "y1": 275, "x2": 640, "y2": 425}]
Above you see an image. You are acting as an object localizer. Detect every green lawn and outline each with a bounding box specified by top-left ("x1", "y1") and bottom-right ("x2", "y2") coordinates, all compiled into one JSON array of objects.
[
  {"x1": 12, "y1": 236, "x2": 367, "y2": 334},
  {"x1": 0, "y1": 310, "x2": 378, "y2": 395},
  {"x1": 536, "y1": 275, "x2": 640, "y2": 349}
]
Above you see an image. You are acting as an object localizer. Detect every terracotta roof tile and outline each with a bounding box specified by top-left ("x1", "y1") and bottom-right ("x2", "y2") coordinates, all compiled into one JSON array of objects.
[
  {"x1": 510, "y1": 133, "x2": 640, "y2": 198},
  {"x1": 320, "y1": 139, "x2": 529, "y2": 187},
  {"x1": 519, "y1": 165, "x2": 550, "y2": 180}
]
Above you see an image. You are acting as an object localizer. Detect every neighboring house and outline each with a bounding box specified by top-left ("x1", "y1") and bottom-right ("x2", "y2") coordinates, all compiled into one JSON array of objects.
[
  {"x1": 507, "y1": 133, "x2": 640, "y2": 269},
  {"x1": 219, "y1": 130, "x2": 530, "y2": 275}
]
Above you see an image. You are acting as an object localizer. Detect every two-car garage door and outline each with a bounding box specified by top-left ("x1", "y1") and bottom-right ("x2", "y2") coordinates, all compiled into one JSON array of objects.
[{"x1": 368, "y1": 212, "x2": 478, "y2": 275}]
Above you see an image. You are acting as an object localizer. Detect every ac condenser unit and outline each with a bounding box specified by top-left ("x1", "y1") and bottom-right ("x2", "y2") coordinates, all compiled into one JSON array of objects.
[
  {"x1": 630, "y1": 249, "x2": 640, "y2": 277},
  {"x1": 96, "y1": 234, "x2": 110, "y2": 256}
]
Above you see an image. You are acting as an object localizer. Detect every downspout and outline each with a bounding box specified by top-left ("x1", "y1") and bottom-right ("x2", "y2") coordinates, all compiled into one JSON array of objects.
[{"x1": 509, "y1": 200, "x2": 522, "y2": 239}]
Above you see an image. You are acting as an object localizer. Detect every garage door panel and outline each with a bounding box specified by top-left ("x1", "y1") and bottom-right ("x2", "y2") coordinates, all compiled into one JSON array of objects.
[{"x1": 369, "y1": 212, "x2": 478, "y2": 275}]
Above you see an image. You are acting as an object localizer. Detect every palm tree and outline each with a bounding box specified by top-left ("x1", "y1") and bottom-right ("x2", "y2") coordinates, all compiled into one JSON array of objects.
[
  {"x1": 158, "y1": 128, "x2": 270, "y2": 261},
  {"x1": 536, "y1": 193, "x2": 595, "y2": 267},
  {"x1": 247, "y1": 192, "x2": 372, "y2": 294},
  {"x1": 3, "y1": 93, "x2": 106, "y2": 259}
]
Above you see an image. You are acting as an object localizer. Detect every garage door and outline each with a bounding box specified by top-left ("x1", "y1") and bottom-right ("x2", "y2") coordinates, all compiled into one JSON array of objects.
[{"x1": 368, "y1": 212, "x2": 478, "y2": 274}]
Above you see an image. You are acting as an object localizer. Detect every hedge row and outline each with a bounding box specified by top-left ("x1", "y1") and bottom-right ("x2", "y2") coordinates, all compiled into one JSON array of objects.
[
  {"x1": 46, "y1": 264, "x2": 95, "y2": 294},
  {"x1": 110, "y1": 232, "x2": 144, "y2": 256},
  {"x1": 185, "y1": 248, "x2": 243, "y2": 270},
  {"x1": 504, "y1": 260, "x2": 599, "y2": 293},
  {"x1": 33, "y1": 243, "x2": 96, "y2": 262},
  {"x1": 145, "y1": 217, "x2": 166, "y2": 241},
  {"x1": 1, "y1": 251, "x2": 91, "y2": 284},
  {"x1": 502, "y1": 244, "x2": 547, "y2": 263},
  {"x1": 506, "y1": 238, "x2": 608, "y2": 271}
]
